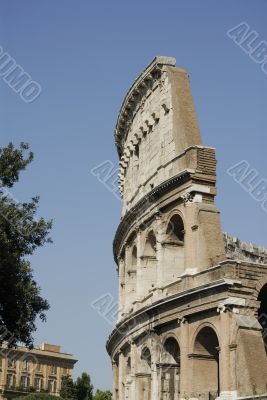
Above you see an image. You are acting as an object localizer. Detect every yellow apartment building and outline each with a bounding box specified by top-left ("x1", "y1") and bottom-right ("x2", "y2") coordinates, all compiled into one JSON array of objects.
[{"x1": 0, "y1": 343, "x2": 77, "y2": 400}]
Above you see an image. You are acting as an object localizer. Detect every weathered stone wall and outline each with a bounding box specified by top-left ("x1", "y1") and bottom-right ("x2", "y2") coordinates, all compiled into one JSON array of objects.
[
  {"x1": 121, "y1": 66, "x2": 175, "y2": 213},
  {"x1": 109, "y1": 56, "x2": 267, "y2": 400},
  {"x1": 224, "y1": 233, "x2": 267, "y2": 264},
  {"x1": 116, "y1": 57, "x2": 203, "y2": 216}
]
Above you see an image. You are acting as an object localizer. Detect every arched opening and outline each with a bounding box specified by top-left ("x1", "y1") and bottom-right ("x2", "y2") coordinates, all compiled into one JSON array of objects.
[
  {"x1": 162, "y1": 337, "x2": 180, "y2": 364},
  {"x1": 141, "y1": 347, "x2": 152, "y2": 369},
  {"x1": 140, "y1": 231, "x2": 157, "y2": 296},
  {"x1": 258, "y1": 284, "x2": 267, "y2": 353},
  {"x1": 143, "y1": 231, "x2": 157, "y2": 258},
  {"x1": 191, "y1": 326, "x2": 220, "y2": 399},
  {"x1": 163, "y1": 214, "x2": 185, "y2": 283},
  {"x1": 126, "y1": 356, "x2": 131, "y2": 376},
  {"x1": 160, "y1": 338, "x2": 181, "y2": 399},
  {"x1": 136, "y1": 347, "x2": 152, "y2": 400},
  {"x1": 166, "y1": 214, "x2": 185, "y2": 243},
  {"x1": 132, "y1": 245, "x2": 137, "y2": 268}
]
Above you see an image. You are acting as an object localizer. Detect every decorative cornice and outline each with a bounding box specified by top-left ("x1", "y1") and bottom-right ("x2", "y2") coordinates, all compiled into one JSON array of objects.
[
  {"x1": 106, "y1": 276, "x2": 239, "y2": 355},
  {"x1": 115, "y1": 56, "x2": 176, "y2": 157}
]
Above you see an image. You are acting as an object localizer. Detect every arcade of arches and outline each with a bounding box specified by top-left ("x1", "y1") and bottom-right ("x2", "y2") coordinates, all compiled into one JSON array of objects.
[
  {"x1": 108, "y1": 56, "x2": 267, "y2": 400},
  {"x1": 112, "y1": 325, "x2": 222, "y2": 400}
]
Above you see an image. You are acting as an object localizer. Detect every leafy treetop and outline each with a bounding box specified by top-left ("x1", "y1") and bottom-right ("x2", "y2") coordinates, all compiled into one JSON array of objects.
[{"x1": 0, "y1": 142, "x2": 52, "y2": 347}]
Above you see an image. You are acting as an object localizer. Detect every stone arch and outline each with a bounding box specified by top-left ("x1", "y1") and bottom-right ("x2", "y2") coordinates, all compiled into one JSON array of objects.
[
  {"x1": 160, "y1": 333, "x2": 181, "y2": 360},
  {"x1": 166, "y1": 208, "x2": 186, "y2": 228},
  {"x1": 140, "y1": 346, "x2": 152, "y2": 370},
  {"x1": 191, "y1": 321, "x2": 220, "y2": 352},
  {"x1": 191, "y1": 325, "x2": 220, "y2": 398},
  {"x1": 254, "y1": 276, "x2": 267, "y2": 300},
  {"x1": 194, "y1": 326, "x2": 219, "y2": 356},
  {"x1": 167, "y1": 207, "x2": 185, "y2": 219},
  {"x1": 166, "y1": 213, "x2": 185, "y2": 243},
  {"x1": 257, "y1": 283, "x2": 267, "y2": 353},
  {"x1": 159, "y1": 336, "x2": 181, "y2": 399},
  {"x1": 161, "y1": 336, "x2": 180, "y2": 364},
  {"x1": 136, "y1": 346, "x2": 152, "y2": 400},
  {"x1": 162, "y1": 211, "x2": 185, "y2": 282},
  {"x1": 140, "y1": 230, "x2": 157, "y2": 297},
  {"x1": 143, "y1": 230, "x2": 157, "y2": 258},
  {"x1": 249, "y1": 278, "x2": 267, "y2": 354}
]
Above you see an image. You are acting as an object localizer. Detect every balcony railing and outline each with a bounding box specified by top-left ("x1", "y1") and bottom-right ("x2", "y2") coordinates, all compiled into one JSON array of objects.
[{"x1": 0, "y1": 385, "x2": 50, "y2": 394}]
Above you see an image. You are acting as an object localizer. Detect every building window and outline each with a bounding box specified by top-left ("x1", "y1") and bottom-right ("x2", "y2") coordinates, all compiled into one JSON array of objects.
[
  {"x1": 7, "y1": 373, "x2": 15, "y2": 388},
  {"x1": 35, "y1": 362, "x2": 42, "y2": 372},
  {"x1": 62, "y1": 367, "x2": 68, "y2": 376},
  {"x1": 50, "y1": 365, "x2": 57, "y2": 375},
  {"x1": 23, "y1": 360, "x2": 29, "y2": 371},
  {"x1": 7, "y1": 358, "x2": 15, "y2": 369},
  {"x1": 34, "y1": 377, "x2": 43, "y2": 392},
  {"x1": 48, "y1": 379, "x2": 56, "y2": 393},
  {"x1": 20, "y1": 375, "x2": 30, "y2": 388}
]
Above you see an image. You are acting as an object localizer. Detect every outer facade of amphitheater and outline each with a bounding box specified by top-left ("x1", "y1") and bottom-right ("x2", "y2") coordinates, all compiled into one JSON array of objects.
[{"x1": 107, "y1": 56, "x2": 267, "y2": 400}]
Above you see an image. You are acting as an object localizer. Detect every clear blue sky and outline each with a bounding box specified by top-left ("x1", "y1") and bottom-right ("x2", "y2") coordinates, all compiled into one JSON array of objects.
[{"x1": 1, "y1": 0, "x2": 266, "y2": 391}]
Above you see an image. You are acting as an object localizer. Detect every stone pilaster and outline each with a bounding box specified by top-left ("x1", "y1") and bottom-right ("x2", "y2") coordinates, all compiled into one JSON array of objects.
[
  {"x1": 112, "y1": 360, "x2": 119, "y2": 400},
  {"x1": 135, "y1": 228, "x2": 142, "y2": 302},
  {"x1": 118, "y1": 256, "x2": 125, "y2": 320},
  {"x1": 130, "y1": 342, "x2": 137, "y2": 400},
  {"x1": 218, "y1": 309, "x2": 237, "y2": 400},
  {"x1": 124, "y1": 245, "x2": 131, "y2": 313},
  {"x1": 151, "y1": 338, "x2": 160, "y2": 399},
  {"x1": 155, "y1": 215, "x2": 166, "y2": 290},
  {"x1": 118, "y1": 352, "x2": 125, "y2": 400},
  {"x1": 180, "y1": 317, "x2": 189, "y2": 399}
]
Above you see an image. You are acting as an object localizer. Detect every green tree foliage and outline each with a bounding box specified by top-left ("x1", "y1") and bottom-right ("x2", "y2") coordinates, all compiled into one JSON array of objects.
[
  {"x1": 61, "y1": 373, "x2": 94, "y2": 400},
  {"x1": 76, "y1": 373, "x2": 93, "y2": 400},
  {"x1": 93, "y1": 390, "x2": 112, "y2": 400},
  {"x1": 60, "y1": 374, "x2": 112, "y2": 400},
  {"x1": 13, "y1": 394, "x2": 64, "y2": 400},
  {"x1": 0, "y1": 142, "x2": 52, "y2": 347},
  {"x1": 60, "y1": 376, "x2": 78, "y2": 400}
]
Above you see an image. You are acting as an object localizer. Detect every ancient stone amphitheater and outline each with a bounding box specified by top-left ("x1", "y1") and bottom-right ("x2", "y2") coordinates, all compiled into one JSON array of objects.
[{"x1": 106, "y1": 56, "x2": 267, "y2": 400}]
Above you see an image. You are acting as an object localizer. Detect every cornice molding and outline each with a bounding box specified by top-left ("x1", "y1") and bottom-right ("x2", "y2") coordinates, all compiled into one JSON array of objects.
[{"x1": 106, "y1": 275, "x2": 239, "y2": 355}]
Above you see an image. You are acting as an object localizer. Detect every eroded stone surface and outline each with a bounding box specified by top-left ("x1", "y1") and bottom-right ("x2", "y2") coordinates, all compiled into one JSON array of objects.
[
  {"x1": 224, "y1": 233, "x2": 267, "y2": 264},
  {"x1": 108, "y1": 56, "x2": 267, "y2": 400}
]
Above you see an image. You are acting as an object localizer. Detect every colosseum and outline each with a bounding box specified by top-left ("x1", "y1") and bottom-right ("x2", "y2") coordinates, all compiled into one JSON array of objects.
[{"x1": 106, "y1": 56, "x2": 267, "y2": 400}]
